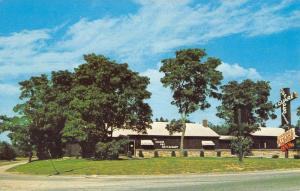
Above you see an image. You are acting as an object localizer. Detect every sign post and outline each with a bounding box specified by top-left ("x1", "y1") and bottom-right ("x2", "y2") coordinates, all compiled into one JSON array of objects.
[{"x1": 275, "y1": 88, "x2": 298, "y2": 158}]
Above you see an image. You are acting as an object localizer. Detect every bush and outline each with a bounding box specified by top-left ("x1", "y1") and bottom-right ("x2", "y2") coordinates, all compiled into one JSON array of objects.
[
  {"x1": 272, "y1": 154, "x2": 279, "y2": 159},
  {"x1": 0, "y1": 142, "x2": 16, "y2": 160},
  {"x1": 127, "y1": 151, "x2": 132, "y2": 158},
  {"x1": 183, "y1": 150, "x2": 188, "y2": 157},
  {"x1": 231, "y1": 137, "x2": 253, "y2": 162},
  {"x1": 294, "y1": 154, "x2": 300, "y2": 159},
  {"x1": 171, "y1": 150, "x2": 176, "y2": 157},
  {"x1": 95, "y1": 138, "x2": 129, "y2": 160},
  {"x1": 154, "y1": 150, "x2": 159, "y2": 158},
  {"x1": 138, "y1": 150, "x2": 144, "y2": 158},
  {"x1": 216, "y1": 150, "x2": 221, "y2": 157},
  {"x1": 200, "y1": 150, "x2": 204, "y2": 157}
]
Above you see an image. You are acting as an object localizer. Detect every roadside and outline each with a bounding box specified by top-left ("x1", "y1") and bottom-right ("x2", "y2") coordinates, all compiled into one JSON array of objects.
[
  {"x1": 1, "y1": 161, "x2": 300, "y2": 191},
  {"x1": 7, "y1": 157, "x2": 300, "y2": 176}
]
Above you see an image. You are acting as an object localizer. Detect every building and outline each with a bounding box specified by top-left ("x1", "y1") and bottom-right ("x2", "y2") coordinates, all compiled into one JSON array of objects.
[
  {"x1": 113, "y1": 122, "x2": 220, "y2": 156},
  {"x1": 112, "y1": 121, "x2": 297, "y2": 158}
]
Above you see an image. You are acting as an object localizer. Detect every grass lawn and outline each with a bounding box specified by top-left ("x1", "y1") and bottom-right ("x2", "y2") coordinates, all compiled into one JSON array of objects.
[{"x1": 8, "y1": 157, "x2": 300, "y2": 175}]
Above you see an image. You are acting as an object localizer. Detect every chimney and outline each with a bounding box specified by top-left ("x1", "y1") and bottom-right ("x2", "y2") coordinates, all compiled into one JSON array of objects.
[{"x1": 202, "y1": 119, "x2": 208, "y2": 127}]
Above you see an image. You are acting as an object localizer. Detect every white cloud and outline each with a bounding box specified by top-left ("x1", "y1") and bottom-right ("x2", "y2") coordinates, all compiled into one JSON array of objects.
[
  {"x1": 217, "y1": 62, "x2": 261, "y2": 80},
  {"x1": 0, "y1": 83, "x2": 19, "y2": 96},
  {"x1": 141, "y1": 64, "x2": 180, "y2": 120},
  {"x1": 141, "y1": 62, "x2": 263, "y2": 122},
  {"x1": 0, "y1": 0, "x2": 299, "y2": 125},
  {"x1": 266, "y1": 70, "x2": 300, "y2": 127},
  {"x1": 0, "y1": 0, "x2": 299, "y2": 79}
]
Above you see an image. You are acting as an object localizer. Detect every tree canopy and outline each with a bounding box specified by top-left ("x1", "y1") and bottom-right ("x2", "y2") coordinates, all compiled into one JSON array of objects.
[
  {"x1": 1, "y1": 54, "x2": 152, "y2": 159},
  {"x1": 160, "y1": 48, "x2": 223, "y2": 154},
  {"x1": 217, "y1": 79, "x2": 276, "y2": 161},
  {"x1": 217, "y1": 80, "x2": 277, "y2": 132},
  {"x1": 64, "y1": 54, "x2": 152, "y2": 157}
]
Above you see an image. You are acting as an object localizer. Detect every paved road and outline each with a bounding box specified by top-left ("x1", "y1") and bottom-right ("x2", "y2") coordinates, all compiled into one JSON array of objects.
[{"x1": 1, "y1": 163, "x2": 300, "y2": 191}]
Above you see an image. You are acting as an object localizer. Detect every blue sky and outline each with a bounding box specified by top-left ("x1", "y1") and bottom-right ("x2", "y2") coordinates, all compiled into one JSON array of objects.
[{"x1": 0, "y1": 0, "x2": 300, "y2": 141}]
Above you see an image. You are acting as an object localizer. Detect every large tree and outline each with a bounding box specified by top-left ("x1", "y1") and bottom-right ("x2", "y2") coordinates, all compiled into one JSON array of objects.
[
  {"x1": 160, "y1": 48, "x2": 223, "y2": 155},
  {"x1": 63, "y1": 54, "x2": 152, "y2": 157},
  {"x1": 15, "y1": 74, "x2": 51, "y2": 159},
  {"x1": 217, "y1": 80, "x2": 276, "y2": 161},
  {"x1": 3, "y1": 71, "x2": 74, "y2": 160},
  {"x1": 0, "y1": 115, "x2": 32, "y2": 162}
]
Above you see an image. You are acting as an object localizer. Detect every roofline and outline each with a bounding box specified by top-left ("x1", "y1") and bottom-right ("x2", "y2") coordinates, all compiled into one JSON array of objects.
[{"x1": 115, "y1": 134, "x2": 220, "y2": 137}]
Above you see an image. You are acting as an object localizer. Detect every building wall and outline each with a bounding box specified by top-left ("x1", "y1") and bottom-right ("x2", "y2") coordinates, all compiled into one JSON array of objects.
[
  {"x1": 251, "y1": 137, "x2": 278, "y2": 149},
  {"x1": 219, "y1": 140, "x2": 232, "y2": 149},
  {"x1": 135, "y1": 149, "x2": 299, "y2": 158},
  {"x1": 136, "y1": 149, "x2": 230, "y2": 158},
  {"x1": 129, "y1": 135, "x2": 219, "y2": 150},
  {"x1": 219, "y1": 136, "x2": 280, "y2": 150}
]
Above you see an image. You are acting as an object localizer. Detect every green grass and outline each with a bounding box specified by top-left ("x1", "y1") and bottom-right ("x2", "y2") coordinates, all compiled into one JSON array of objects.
[{"x1": 8, "y1": 157, "x2": 300, "y2": 175}]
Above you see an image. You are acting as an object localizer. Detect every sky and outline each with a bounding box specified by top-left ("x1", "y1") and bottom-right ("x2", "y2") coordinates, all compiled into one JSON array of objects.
[{"x1": 0, "y1": 0, "x2": 300, "y2": 141}]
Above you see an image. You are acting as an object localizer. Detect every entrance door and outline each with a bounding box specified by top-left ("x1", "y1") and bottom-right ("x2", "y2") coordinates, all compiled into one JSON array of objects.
[{"x1": 128, "y1": 140, "x2": 135, "y2": 156}]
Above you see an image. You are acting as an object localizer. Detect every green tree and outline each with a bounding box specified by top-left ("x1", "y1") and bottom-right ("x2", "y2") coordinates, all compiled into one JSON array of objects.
[
  {"x1": 0, "y1": 115, "x2": 33, "y2": 162},
  {"x1": 63, "y1": 54, "x2": 152, "y2": 157},
  {"x1": 10, "y1": 70, "x2": 73, "y2": 160},
  {"x1": 165, "y1": 118, "x2": 195, "y2": 136},
  {"x1": 208, "y1": 122, "x2": 230, "y2": 135},
  {"x1": 230, "y1": 136, "x2": 252, "y2": 161},
  {"x1": 14, "y1": 74, "x2": 51, "y2": 159},
  {"x1": 160, "y1": 48, "x2": 223, "y2": 155},
  {"x1": 296, "y1": 107, "x2": 300, "y2": 129},
  {"x1": 95, "y1": 138, "x2": 129, "y2": 160},
  {"x1": 217, "y1": 80, "x2": 276, "y2": 161},
  {"x1": 155, "y1": 117, "x2": 169, "y2": 122},
  {"x1": 0, "y1": 141, "x2": 16, "y2": 160}
]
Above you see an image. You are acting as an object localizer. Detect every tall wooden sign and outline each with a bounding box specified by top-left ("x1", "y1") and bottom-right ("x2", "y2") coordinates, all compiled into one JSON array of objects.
[{"x1": 275, "y1": 88, "x2": 298, "y2": 158}]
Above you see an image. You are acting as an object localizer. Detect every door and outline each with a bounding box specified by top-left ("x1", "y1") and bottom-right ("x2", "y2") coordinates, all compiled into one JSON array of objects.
[{"x1": 128, "y1": 140, "x2": 135, "y2": 156}]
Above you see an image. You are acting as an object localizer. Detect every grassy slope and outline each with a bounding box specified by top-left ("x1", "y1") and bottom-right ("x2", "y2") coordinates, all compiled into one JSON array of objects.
[{"x1": 8, "y1": 157, "x2": 300, "y2": 175}]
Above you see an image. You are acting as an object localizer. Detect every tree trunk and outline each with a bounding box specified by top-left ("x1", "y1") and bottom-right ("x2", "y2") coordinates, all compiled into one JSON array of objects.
[
  {"x1": 36, "y1": 145, "x2": 49, "y2": 160},
  {"x1": 80, "y1": 141, "x2": 96, "y2": 158},
  {"x1": 237, "y1": 108, "x2": 244, "y2": 162},
  {"x1": 28, "y1": 151, "x2": 33, "y2": 163},
  {"x1": 180, "y1": 114, "x2": 187, "y2": 156},
  {"x1": 238, "y1": 150, "x2": 243, "y2": 162}
]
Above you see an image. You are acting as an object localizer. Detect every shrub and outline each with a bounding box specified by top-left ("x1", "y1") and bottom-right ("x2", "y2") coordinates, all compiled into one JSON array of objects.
[
  {"x1": 171, "y1": 150, "x2": 176, "y2": 157},
  {"x1": 154, "y1": 150, "x2": 159, "y2": 158},
  {"x1": 272, "y1": 154, "x2": 279, "y2": 159},
  {"x1": 0, "y1": 142, "x2": 16, "y2": 160},
  {"x1": 231, "y1": 137, "x2": 253, "y2": 162},
  {"x1": 294, "y1": 154, "x2": 300, "y2": 159},
  {"x1": 127, "y1": 151, "x2": 132, "y2": 158},
  {"x1": 95, "y1": 138, "x2": 129, "y2": 160},
  {"x1": 216, "y1": 150, "x2": 221, "y2": 157},
  {"x1": 138, "y1": 150, "x2": 144, "y2": 158},
  {"x1": 200, "y1": 150, "x2": 204, "y2": 157},
  {"x1": 183, "y1": 150, "x2": 188, "y2": 157}
]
